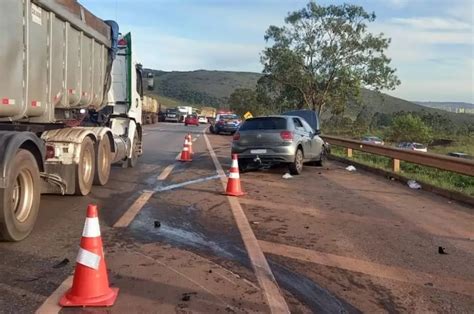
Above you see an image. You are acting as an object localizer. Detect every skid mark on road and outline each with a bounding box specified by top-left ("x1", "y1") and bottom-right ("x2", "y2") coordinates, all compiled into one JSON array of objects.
[
  {"x1": 203, "y1": 131, "x2": 290, "y2": 313},
  {"x1": 154, "y1": 174, "x2": 221, "y2": 192},
  {"x1": 259, "y1": 240, "x2": 474, "y2": 297},
  {"x1": 239, "y1": 198, "x2": 404, "y2": 229}
]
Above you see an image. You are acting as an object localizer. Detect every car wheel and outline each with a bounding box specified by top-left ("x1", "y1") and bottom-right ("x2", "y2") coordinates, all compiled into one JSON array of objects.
[
  {"x1": 238, "y1": 160, "x2": 249, "y2": 173},
  {"x1": 288, "y1": 148, "x2": 303, "y2": 175},
  {"x1": 314, "y1": 145, "x2": 328, "y2": 167}
]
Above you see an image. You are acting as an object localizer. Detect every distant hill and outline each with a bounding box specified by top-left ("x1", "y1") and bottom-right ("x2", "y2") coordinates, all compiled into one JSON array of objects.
[
  {"x1": 143, "y1": 69, "x2": 473, "y2": 125},
  {"x1": 414, "y1": 101, "x2": 474, "y2": 114},
  {"x1": 143, "y1": 69, "x2": 260, "y2": 107}
]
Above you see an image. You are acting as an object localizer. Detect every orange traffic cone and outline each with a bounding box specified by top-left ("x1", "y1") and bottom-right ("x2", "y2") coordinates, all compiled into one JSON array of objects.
[
  {"x1": 179, "y1": 137, "x2": 192, "y2": 162},
  {"x1": 60, "y1": 205, "x2": 119, "y2": 307},
  {"x1": 225, "y1": 154, "x2": 245, "y2": 196},
  {"x1": 186, "y1": 133, "x2": 194, "y2": 155}
]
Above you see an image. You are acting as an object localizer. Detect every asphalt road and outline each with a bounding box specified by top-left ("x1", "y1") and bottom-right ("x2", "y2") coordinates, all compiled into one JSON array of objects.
[{"x1": 0, "y1": 122, "x2": 473, "y2": 313}]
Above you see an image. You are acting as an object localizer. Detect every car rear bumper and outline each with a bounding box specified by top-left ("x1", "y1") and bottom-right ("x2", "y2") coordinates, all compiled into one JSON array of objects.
[
  {"x1": 231, "y1": 144, "x2": 296, "y2": 164},
  {"x1": 215, "y1": 125, "x2": 239, "y2": 133}
]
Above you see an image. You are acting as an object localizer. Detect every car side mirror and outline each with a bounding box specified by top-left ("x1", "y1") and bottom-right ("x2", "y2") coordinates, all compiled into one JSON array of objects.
[{"x1": 313, "y1": 129, "x2": 321, "y2": 136}]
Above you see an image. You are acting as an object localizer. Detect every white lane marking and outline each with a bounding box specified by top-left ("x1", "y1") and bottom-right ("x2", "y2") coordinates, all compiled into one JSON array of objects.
[
  {"x1": 35, "y1": 276, "x2": 73, "y2": 314},
  {"x1": 143, "y1": 132, "x2": 149, "y2": 136},
  {"x1": 113, "y1": 190, "x2": 154, "y2": 228},
  {"x1": 203, "y1": 130, "x2": 290, "y2": 313},
  {"x1": 192, "y1": 138, "x2": 197, "y2": 142},
  {"x1": 155, "y1": 174, "x2": 221, "y2": 192},
  {"x1": 157, "y1": 164, "x2": 176, "y2": 181}
]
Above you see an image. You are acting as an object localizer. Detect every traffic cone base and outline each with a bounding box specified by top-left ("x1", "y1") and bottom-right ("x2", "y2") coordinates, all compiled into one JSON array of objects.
[{"x1": 60, "y1": 287, "x2": 119, "y2": 307}]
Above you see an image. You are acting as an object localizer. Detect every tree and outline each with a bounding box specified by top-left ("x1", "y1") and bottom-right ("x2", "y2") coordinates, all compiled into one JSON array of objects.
[
  {"x1": 260, "y1": 2, "x2": 400, "y2": 115},
  {"x1": 228, "y1": 88, "x2": 262, "y2": 116},
  {"x1": 387, "y1": 114, "x2": 433, "y2": 143}
]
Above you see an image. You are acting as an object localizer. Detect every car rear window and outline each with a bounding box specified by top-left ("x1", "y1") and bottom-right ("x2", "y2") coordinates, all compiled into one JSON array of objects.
[
  {"x1": 239, "y1": 117, "x2": 287, "y2": 131},
  {"x1": 220, "y1": 114, "x2": 239, "y2": 120}
]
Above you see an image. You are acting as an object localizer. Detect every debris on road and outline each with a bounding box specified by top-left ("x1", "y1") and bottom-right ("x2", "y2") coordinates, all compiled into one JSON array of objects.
[
  {"x1": 282, "y1": 173, "x2": 293, "y2": 179},
  {"x1": 52, "y1": 258, "x2": 70, "y2": 269},
  {"x1": 154, "y1": 220, "x2": 161, "y2": 228},
  {"x1": 438, "y1": 246, "x2": 448, "y2": 255},
  {"x1": 407, "y1": 180, "x2": 422, "y2": 189},
  {"x1": 181, "y1": 292, "x2": 197, "y2": 302},
  {"x1": 252, "y1": 221, "x2": 260, "y2": 225},
  {"x1": 345, "y1": 165, "x2": 356, "y2": 172}
]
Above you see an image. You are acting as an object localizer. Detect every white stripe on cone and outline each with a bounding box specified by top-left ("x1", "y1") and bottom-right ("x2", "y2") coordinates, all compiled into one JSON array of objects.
[
  {"x1": 229, "y1": 172, "x2": 240, "y2": 179},
  {"x1": 76, "y1": 247, "x2": 101, "y2": 270},
  {"x1": 82, "y1": 217, "x2": 101, "y2": 237},
  {"x1": 183, "y1": 147, "x2": 189, "y2": 151},
  {"x1": 231, "y1": 159, "x2": 239, "y2": 168}
]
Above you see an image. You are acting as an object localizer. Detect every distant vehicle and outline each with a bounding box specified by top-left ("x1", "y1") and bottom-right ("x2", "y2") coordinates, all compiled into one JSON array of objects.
[
  {"x1": 212, "y1": 113, "x2": 241, "y2": 134},
  {"x1": 184, "y1": 114, "x2": 199, "y2": 126},
  {"x1": 447, "y1": 152, "x2": 473, "y2": 159},
  {"x1": 158, "y1": 111, "x2": 166, "y2": 122},
  {"x1": 362, "y1": 136, "x2": 384, "y2": 145},
  {"x1": 177, "y1": 106, "x2": 193, "y2": 121},
  {"x1": 231, "y1": 110, "x2": 327, "y2": 175},
  {"x1": 398, "y1": 142, "x2": 428, "y2": 152},
  {"x1": 198, "y1": 116, "x2": 208, "y2": 124},
  {"x1": 201, "y1": 107, "x2": 217, "y2": 120},
  {"x1": 165, "y1": 108, "x2": 182, "y2": 122}
]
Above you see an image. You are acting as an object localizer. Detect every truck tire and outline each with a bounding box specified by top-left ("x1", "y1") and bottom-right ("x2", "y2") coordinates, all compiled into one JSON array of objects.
[
  {"x1": 75, "y1": 137, "x2": 96, "y2": 195},
  {"x1": 93, "y1": 137, "x2": 111, "y2": 186},
  {"x1": 127, "y1": 131, "x2": 140, "y2": 168},
  {"x1": 0, "y1": 149, "x2": 40, "y2": 241}
]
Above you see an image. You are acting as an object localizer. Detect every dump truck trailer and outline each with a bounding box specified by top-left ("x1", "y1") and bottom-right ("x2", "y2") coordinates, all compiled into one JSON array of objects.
[
  {"x1": 142, "y1": 96, "x2": 158, "y2": 124},
  {"x1": 0, "y1": 0, "x2": 144, "y2": 241}
]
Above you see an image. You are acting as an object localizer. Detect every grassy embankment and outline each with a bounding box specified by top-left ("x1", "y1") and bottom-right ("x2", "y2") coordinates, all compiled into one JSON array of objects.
[{"x1": 330, "y1": 137, "x2": 474, "y2": 197}]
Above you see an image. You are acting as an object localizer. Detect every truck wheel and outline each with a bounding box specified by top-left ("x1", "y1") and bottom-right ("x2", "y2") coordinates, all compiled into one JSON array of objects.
[
  {"x1": 75, "y1": 137, "x2": 96, "y2": 195},
  {"x1": 93, "y1": 137, "x2": 111, "y2": 186},
  {"x1": 0, "y1": 149, "x2": 40, "y2": 241},
  {"x1": 127, "y1": 131, "x2": 140, "y2": 168},
  {"x1": 288, "y1": 148, "x2": 304, "y2": 175}
]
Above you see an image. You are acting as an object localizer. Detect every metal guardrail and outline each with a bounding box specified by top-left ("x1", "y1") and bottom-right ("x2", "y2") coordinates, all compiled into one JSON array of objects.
[{"x1": 321, "y1": 135, "x2": 474, "y2": 177}]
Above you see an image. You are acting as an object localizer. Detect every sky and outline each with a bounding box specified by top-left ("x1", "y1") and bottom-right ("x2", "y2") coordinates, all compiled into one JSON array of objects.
[{"x1": 80, "y1": 0, "x2": 473, "y2": 103}]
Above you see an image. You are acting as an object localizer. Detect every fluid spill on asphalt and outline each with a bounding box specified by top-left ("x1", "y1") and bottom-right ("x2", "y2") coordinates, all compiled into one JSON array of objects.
[{"x1": 129, "y1": 203, "x2": 359, "y2": 313}]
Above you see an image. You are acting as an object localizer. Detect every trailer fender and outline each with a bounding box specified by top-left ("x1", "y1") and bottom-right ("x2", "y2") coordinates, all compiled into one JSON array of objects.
[
  {"x1": 0, "y1": 131, "x2": 45, "y2": 189},
  {"x1": 41, "y1": 127, "x2": 98, "y2": 165}
]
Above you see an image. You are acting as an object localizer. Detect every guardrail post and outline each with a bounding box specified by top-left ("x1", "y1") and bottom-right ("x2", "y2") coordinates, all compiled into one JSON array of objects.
[
  {"x1": 347, "y1": 148, "x2": 353, "y2": 158},
  {"x1": 392, "y1": 158, "x2": 400, "y2": 173}
]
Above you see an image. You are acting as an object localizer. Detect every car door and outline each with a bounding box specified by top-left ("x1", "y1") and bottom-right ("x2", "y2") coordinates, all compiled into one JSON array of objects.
[
  {"x1": 300, "y1": 118, "x2": 323, "y2": 159},
  {"x1": 293, "y1": 118, "x2": 312, "y2": 159}
]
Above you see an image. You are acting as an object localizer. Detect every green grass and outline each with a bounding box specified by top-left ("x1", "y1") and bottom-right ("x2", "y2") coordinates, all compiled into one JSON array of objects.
[
  {"x1": 331, "y1": 147, "x2": 474, "y2": 197},
  {"x1": 429, "y1": 136, "x2": 474, "y2": 156}
]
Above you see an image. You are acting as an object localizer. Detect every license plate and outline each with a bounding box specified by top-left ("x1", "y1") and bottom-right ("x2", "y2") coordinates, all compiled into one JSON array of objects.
[{"x1": 251, "y1": 149, "x2": 267, "y2": 154}]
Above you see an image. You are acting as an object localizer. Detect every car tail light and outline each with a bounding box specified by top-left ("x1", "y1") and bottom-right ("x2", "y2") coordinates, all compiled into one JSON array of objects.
[
  {"x1": 46, "y1": 145, "x2": 55, "y2": 159},
  {"x1": 280, "y1": 131, "x2": 293, "y2": 141},
  {"x1": 233, "y1": 132, "x2": 240, "y2": 141}
]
